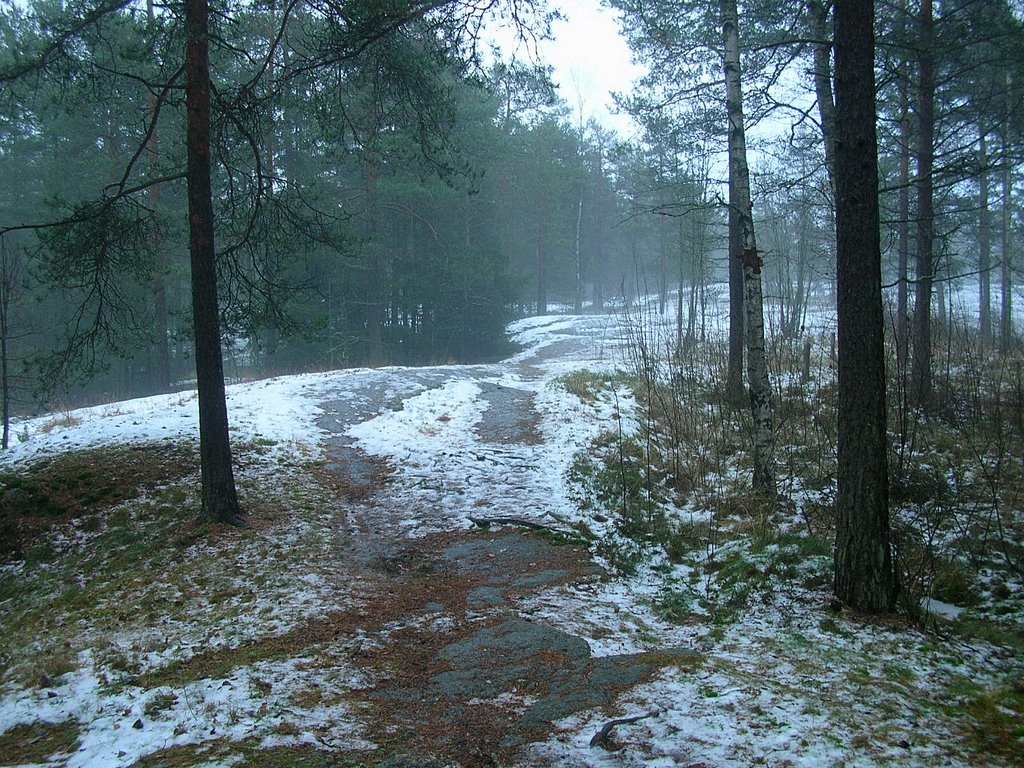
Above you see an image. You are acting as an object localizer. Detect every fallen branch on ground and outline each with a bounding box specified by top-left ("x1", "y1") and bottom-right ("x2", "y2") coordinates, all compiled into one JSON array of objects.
[
  {"x1": 589, "y1": 711, "x2": 658, "y2": 748},
  {"x1": 468, "y1": 516, "x2": 569, "y2": 535}
]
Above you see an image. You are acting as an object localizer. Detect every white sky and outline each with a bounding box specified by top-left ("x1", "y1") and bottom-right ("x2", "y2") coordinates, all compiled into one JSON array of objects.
[
  {"x1": 491, "y1": 0, "x2": 646, "y2": 137},
  {"x1": 540, "y1": 1, "x2": 646, "y2": 138}
]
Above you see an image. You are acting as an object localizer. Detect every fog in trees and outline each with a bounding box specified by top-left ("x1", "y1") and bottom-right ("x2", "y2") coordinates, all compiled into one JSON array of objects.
[{"x1": 2, "y1": 0, "x2": 1023, "y2": 623}]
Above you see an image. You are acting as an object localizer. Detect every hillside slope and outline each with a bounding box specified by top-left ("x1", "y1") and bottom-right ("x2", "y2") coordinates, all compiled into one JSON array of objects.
[{"x1": 1, "y1": 308, "x2": 1020, "y2": 768}]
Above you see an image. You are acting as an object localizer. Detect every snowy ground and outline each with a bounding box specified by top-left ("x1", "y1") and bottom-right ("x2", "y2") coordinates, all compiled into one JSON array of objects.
[{"x1": 1, "y1": 297, "x2": 1021, "y2": 767}]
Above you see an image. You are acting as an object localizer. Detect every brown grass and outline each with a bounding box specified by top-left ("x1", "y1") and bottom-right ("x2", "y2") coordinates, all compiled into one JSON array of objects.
[
  {"x1": 0, "y1": 442, "x2": 199, "y2": 558},
  {"x1": 0, "y1": 720, "x2": 81, "y2": 764}
]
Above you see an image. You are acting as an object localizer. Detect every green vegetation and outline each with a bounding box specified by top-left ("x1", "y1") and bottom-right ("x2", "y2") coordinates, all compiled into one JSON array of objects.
[
  {"x1": 129, "y1": 741, "x2": 385, "y2": 768},
  {"x1": 960, "y1": 684, "x2": 1024, "y2": 757},
  {"x1": 0, "y1": 441, "x2": 337, "y2": 690},
  {"x1": 0, "y1": 720, "x2": 81, "y2": 764},
  {"x1": 557, "y1": 371, "x2": 631, "y2": 403},
  {"x1": 562, "y1": 302, "x2": 1024, "y2": 765},
  {"x1": 0, "y1": 443, "x2": 198, "y2": 555}
]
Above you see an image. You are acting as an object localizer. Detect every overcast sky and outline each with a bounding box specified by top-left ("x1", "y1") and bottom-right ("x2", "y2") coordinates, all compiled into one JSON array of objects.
[
  {"x1": 498, "y1": 0, "x2": 645, "y2": 138},
  {"x1": 541, "y1": 1, "x2": 644, "y2": 136}
]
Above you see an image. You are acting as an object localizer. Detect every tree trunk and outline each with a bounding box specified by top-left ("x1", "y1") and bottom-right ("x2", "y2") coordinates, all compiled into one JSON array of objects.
[
  {"x1": 593, "y1": 151, "x2": 606, "y2": 312},
  {"x1": 574, "y1": 181, "x2": 584, "y2": 313},
  {"x1": 658, "y1": 212, "x2": 668, "y2": 316},
  {"x1": 537, "y1": 206, "x2": 548, "y2": 316},
  {"x1": 0, "y1": 244, "x2": 13, "y2": 451},
  {"x1": 979, "y1": 130, "x2": 992, "y2": 347},
  {"x1": 722, "y1": 0, "x2": 775, "y2": 495},
  {"x1": 687, "y1": 210, "x2": 702, "y2": 343},
  {"x1": 911, "y1": 0, "x2": 935, "y2": 408},
  {"x1": 807, "y1": 0, "x2": 837, "y2": 194},
  {"x1": 792, "y1": 208, "x2": 810, "y2": 335},
  {"x1": 185, "y1": 0, "x2": 242, "y2": 526},
  {"x1": 726, "y1": 168, "x2": 745, "y2": 403},
  {"x1": 832, "y1": 0, "x2": 896, "y2": 613},
  {"x1": 676, "y1": 218, "x2": 686, "y2": 351},
  {"x1": 1000, "y1": 75, "x2": 1014, "y2": 353},
  {"x1": 364, "y1": 161, "x2": 385, "y2": 365},
  {"x1": 896, "y1": 74, "x2": 910, "y2": 370},
  {"x1": 152, "y1": 268, "x2": 171, "y2": 391},
  {"x1": 147, "y1": 0, "x2": 171, "y2": 394}
]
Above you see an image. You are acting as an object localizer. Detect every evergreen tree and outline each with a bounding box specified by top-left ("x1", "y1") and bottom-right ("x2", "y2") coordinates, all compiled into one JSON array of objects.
[{"x1": 833, "y1": 0, "x2": 896, "y2": 612}]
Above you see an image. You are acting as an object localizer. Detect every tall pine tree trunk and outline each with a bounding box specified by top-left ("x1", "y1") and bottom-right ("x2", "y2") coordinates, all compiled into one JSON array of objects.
[
  {"x1": 364, "y1": 162, "x2": 385, "y2": 365},
  {"x1": 185, "y1": 0, "x2": 242, "y2": 525},
  {"x1": 722, "y1": 0, "x2": 775, "y2": 495},
  {"x1": 536, "y1": 215, "x2": 548, "y2": 316},
  {"x1": 0, "y1": 244, "x2": 13, "y2": 451},
  {"x1": 807, "y1": 0, "x2": 837, "y2": 193},
  {"x1": 658, "y1": 215, "x2": 668, "y2": 316},
  {"x1": 593, "y1": 150, "x2": 606, "y2": 312},
  {"x1": 979, "y1": 130, "x2": 992, "y2": 346},
  {"x1": 574, "y1": 177, "x2": 584, "y2": 313},
  {"x1": 677, "y1": 218, "x2": 686, "y2": 351},
  {"x1": 897, "y1": 76, "x2": 910, "y2": 370},
  {"x1": 911, "y1": 0, "x2": 935, "y2": 408},
  {"x1": 833, "y1": 0, "x2": 896, "y2": 613},
  {"x1": 147, "y1": 0, "x2": 171, "y2": 393},
  {"x1": 1000, "y1": 75, "x2": 1014, "y2": 353}
]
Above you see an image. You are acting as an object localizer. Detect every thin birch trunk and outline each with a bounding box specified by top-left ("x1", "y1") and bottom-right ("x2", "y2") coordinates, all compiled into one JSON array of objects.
[
  {"x1": 726, "y1": 172, "x2": 744, "y2": 403},
  {"x1": 721, "y1": 0, "x2": 775, "y2": 495}
]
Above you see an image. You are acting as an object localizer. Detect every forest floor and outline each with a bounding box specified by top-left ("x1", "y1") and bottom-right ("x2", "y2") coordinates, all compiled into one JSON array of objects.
[{"x1": 0, "y1": 302, "x2": 1022, "y2": 767}]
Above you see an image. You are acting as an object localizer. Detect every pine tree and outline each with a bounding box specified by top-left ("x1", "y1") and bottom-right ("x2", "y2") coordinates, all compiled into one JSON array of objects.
[{"x1": 833, "y1": 0, "x2": 896, "y2": 612}]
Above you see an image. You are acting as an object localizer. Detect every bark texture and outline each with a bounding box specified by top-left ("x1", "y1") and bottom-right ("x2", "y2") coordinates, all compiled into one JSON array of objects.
[
  {"x1": 721, "y1": 0, "x2": 775, "y2": 494},
  {"x1": 896, "y1": 79, "x2": 910, "y2": 368},
  {"x1": 726, "y1": 173, "x2": 745, "y2": 403},
  {"x1": 832, "y1": 0, "x2": 896, "y2": 612},
  {"x1": 147, "y1": 0, "x2": 171, "y2": 393},
  {"x1": 911, "y1": 0, "x2": 935, "y2": 408},
  {"x1": 807, "y1": 0, "x2": 837, "y2": 194},
  {"x1": 979, "y1": 131, "x2": 992, "y2": 346},
  {"x1": 1000, "y1": 78, "x2": 1014, "y2": 353},
  {"x1": 186, "y1": 0, "x2": 243, "y2": 525}
]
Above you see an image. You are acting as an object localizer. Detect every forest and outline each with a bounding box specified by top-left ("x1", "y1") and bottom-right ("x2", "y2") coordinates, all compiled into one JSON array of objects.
[
  {"x1": 1, "y1": 0, "x2": 1023, "y2": 765},
  {"x1": 0, "y1": 0, "x2": 650, "y2": 409},
  {"x1": 0, "y1": 0, "x2": 1019, "y2": 442}
]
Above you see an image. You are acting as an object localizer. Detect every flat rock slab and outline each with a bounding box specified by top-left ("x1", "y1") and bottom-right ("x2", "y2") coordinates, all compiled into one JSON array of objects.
[
  {"x1": 441, "y1": 535, "x2": 601, "y2": 591},
  {"x1": 432, "y1": 619, "x2": 656, "y2": 749},
  {"x1": 474, "y1": 383, "x2": 540, "y2": 445},
  {"x1": 352, "y1": 531, "x2": 681, "y2": 765}
]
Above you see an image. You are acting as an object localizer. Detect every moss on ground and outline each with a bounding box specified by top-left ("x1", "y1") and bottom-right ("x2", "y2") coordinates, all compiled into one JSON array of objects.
[{"x1": 0, "y1": 719, "x2": 81, "y2": 764}]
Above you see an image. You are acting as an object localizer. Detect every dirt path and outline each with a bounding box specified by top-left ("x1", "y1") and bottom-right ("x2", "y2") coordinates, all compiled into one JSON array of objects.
[
  {"x1": 310, "y1": 328, "x2": 668, "y2": 766},
  {"x1": 343, "y1": 529, "x2": 669, "y2": 766}
]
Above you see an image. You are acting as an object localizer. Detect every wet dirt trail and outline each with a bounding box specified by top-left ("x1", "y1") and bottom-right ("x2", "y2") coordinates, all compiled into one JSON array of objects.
[{"x1": 309, "y1": 318, "x2": 669, "y2": 766}]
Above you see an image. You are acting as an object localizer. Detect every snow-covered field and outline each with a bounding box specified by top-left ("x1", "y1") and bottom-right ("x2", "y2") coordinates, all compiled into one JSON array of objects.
[{"x1": 1, "y1": 297, "x2": 1021, "y2": 767}]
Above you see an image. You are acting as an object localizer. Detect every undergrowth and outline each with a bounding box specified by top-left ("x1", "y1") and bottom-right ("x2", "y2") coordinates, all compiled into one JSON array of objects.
[
  {"x1": 562, "y1": 297, "x2": 1024, "y2": 760},
  {"x1": 0, "y1": 439, "x2": 336, "y2": 690},
  {"x1": 570, "y1": 300, "x2": 1024, "y2": 631},
  {"x1": 0, "y1": 442, "x2": 199, "y2": 558},
  {"x1": 0, "y1": 719, "x2": 81, "y2": 764}
]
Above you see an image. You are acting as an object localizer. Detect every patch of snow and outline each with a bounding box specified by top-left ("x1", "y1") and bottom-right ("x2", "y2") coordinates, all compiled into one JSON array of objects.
[
  {"x1": 2, "y1": 296, "x2": 1020, "y2": 767},
  {"x1": 921, "y1": 598, "x2": 966, "y2": 620}
]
